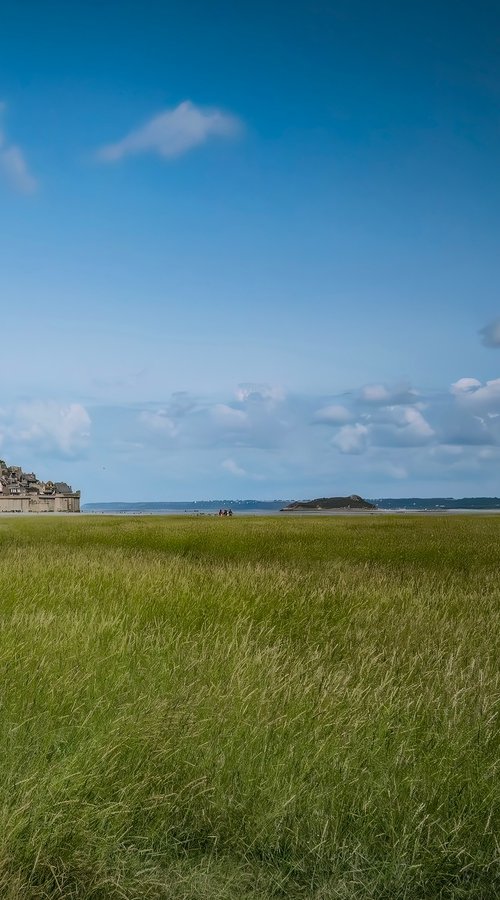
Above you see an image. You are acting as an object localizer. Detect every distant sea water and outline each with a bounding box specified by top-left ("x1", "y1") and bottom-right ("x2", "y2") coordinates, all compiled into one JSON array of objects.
[{"x1": 83, "y1": 498, "x2": 500, "y2": 516}]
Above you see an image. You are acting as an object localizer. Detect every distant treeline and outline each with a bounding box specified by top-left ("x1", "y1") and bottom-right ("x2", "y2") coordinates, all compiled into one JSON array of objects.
[{"x1": 374, "y1": 497, "x2": 500, "y2": 510}]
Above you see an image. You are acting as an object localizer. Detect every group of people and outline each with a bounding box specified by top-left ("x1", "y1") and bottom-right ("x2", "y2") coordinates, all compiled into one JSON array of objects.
[{"x1": 218, "y1": 508, "x2": 234, "y2": 517}]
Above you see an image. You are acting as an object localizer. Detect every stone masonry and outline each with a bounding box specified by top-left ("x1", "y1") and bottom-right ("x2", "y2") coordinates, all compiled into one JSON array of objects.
[{"x1": 0, "y1": 460, "x2": 80, "y2": 512}]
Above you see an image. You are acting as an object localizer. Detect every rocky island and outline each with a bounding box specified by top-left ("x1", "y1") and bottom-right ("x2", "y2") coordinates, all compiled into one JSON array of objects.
[{"x1": 281, "y1": 494, "x2": 377, "y2": 511}]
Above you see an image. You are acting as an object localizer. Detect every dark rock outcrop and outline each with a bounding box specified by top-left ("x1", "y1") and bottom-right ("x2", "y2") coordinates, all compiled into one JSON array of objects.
[{"x1": 281, "y1": 494, "x2": 376, "y2": 511}]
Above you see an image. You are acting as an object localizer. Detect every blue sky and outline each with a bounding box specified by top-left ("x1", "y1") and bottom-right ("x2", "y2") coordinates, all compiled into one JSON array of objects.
[{"x1": 1, "y1": 0, "x2": 499, "y2": 500}]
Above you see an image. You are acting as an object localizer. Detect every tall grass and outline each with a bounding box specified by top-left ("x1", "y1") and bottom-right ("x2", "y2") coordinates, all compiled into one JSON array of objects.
[{"x1": 0, "y1": 515, "x2": 498, "y2": 898}]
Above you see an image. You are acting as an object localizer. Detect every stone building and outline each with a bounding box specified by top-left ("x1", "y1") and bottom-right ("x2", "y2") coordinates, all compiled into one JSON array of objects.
[{"x1": 0, "y1": 460, "x2": 80, "y2": 512}]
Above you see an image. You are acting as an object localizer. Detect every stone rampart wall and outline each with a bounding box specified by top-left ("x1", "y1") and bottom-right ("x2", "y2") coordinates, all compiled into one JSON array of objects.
[{"x1": 0, "y1": 495, "x2": 80, "y2": 513}]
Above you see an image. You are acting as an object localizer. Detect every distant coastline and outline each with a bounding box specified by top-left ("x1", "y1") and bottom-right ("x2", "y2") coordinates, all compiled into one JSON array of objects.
[{"x1": 83, "y1": 497, "x2": 500, "y2": 513}]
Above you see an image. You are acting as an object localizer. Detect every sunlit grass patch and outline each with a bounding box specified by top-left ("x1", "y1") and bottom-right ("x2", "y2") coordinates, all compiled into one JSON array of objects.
[{"x1": 0, "y1": 515, "x2": 498, "y2": 897}]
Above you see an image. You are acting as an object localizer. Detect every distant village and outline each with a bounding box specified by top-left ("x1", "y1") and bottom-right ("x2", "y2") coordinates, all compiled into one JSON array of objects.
[{"x1": 0, "y1": 461, "x2": 80, "y2": 513}]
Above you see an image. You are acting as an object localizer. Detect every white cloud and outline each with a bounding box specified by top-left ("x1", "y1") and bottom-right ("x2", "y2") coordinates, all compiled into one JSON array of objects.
[
  {"x1": 360, "y1": 383, "x2": 419, "y2": 406},
  {"x1": 0, "y1": 105, "x2": 37, "y2": 193},
  {"x1": 441, "y1": 378, "x2": 500, "y2": 446},
  {"x1": 479, "y1": 319, "x2": 500, "y2": 348},
  {"x1": 140, "y1": 410, "x2": 179, "y2": 437},
  {"x1": 451, "y1": 378, "x2": 482, "y2": 395},
  {"x1": 136, "y1": 391, "x2": 284, "y2": 452},
  {"x1": 333, "y1": 423, "x2": 369, "y2": 454},
  {"x1": 97, "y1": 100, "x2": 242, "y2": 163},
  {"x1": 370, "y1": 406, "x2": 434, "y2": 447},
  {"x1": 314, "y1": 403, "x2": 352, "y2": 424},
  {"x1": 211, "y1": 404, "x2": 249, "y2": 428},
  {"x1": 331, "y1": 405, "x2": 434, "y2": 455},
  {"x1": 451, "y1": 377, "x2": 500, "y2": 412},
  {"x1": 0, "y1": 402, "x2": 90, "y2": 456},
  {"x1": 123, "y1": 375, "x2": 500, "y2": 488},
  {"x1": 222, "y1": 458, "x2": 247, "y2": 477},
  {"x1": 400, "y1": 407, "x2": 434, "y2": 438}
]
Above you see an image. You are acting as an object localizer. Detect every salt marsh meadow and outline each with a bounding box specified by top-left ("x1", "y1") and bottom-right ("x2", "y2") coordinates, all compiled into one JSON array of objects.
[{"x1": 0, "y1": 515, "x2": 498, "y2": 898}]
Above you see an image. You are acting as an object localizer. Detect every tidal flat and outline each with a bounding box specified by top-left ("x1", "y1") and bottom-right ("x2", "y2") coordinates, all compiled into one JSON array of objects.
[{"x1": 0, "y1": 515, "x2": 498, "y2": 898}]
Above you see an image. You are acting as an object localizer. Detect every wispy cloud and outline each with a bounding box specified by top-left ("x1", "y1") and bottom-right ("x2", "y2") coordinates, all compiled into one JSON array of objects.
[
  {"x1": 0, "y1": 103, "x2": 37, "y2": 193},
  {"x1": 479, "y1": 319, "x2": 500, "y2": 348},
  {"x1": 96, "y1": 100, "x2": 242, "y2": 164}
]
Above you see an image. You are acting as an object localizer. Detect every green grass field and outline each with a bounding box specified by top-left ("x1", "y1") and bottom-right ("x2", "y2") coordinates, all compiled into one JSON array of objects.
[{"x1": 0, "y1": 515, "x2": 498, "y2": 899}]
